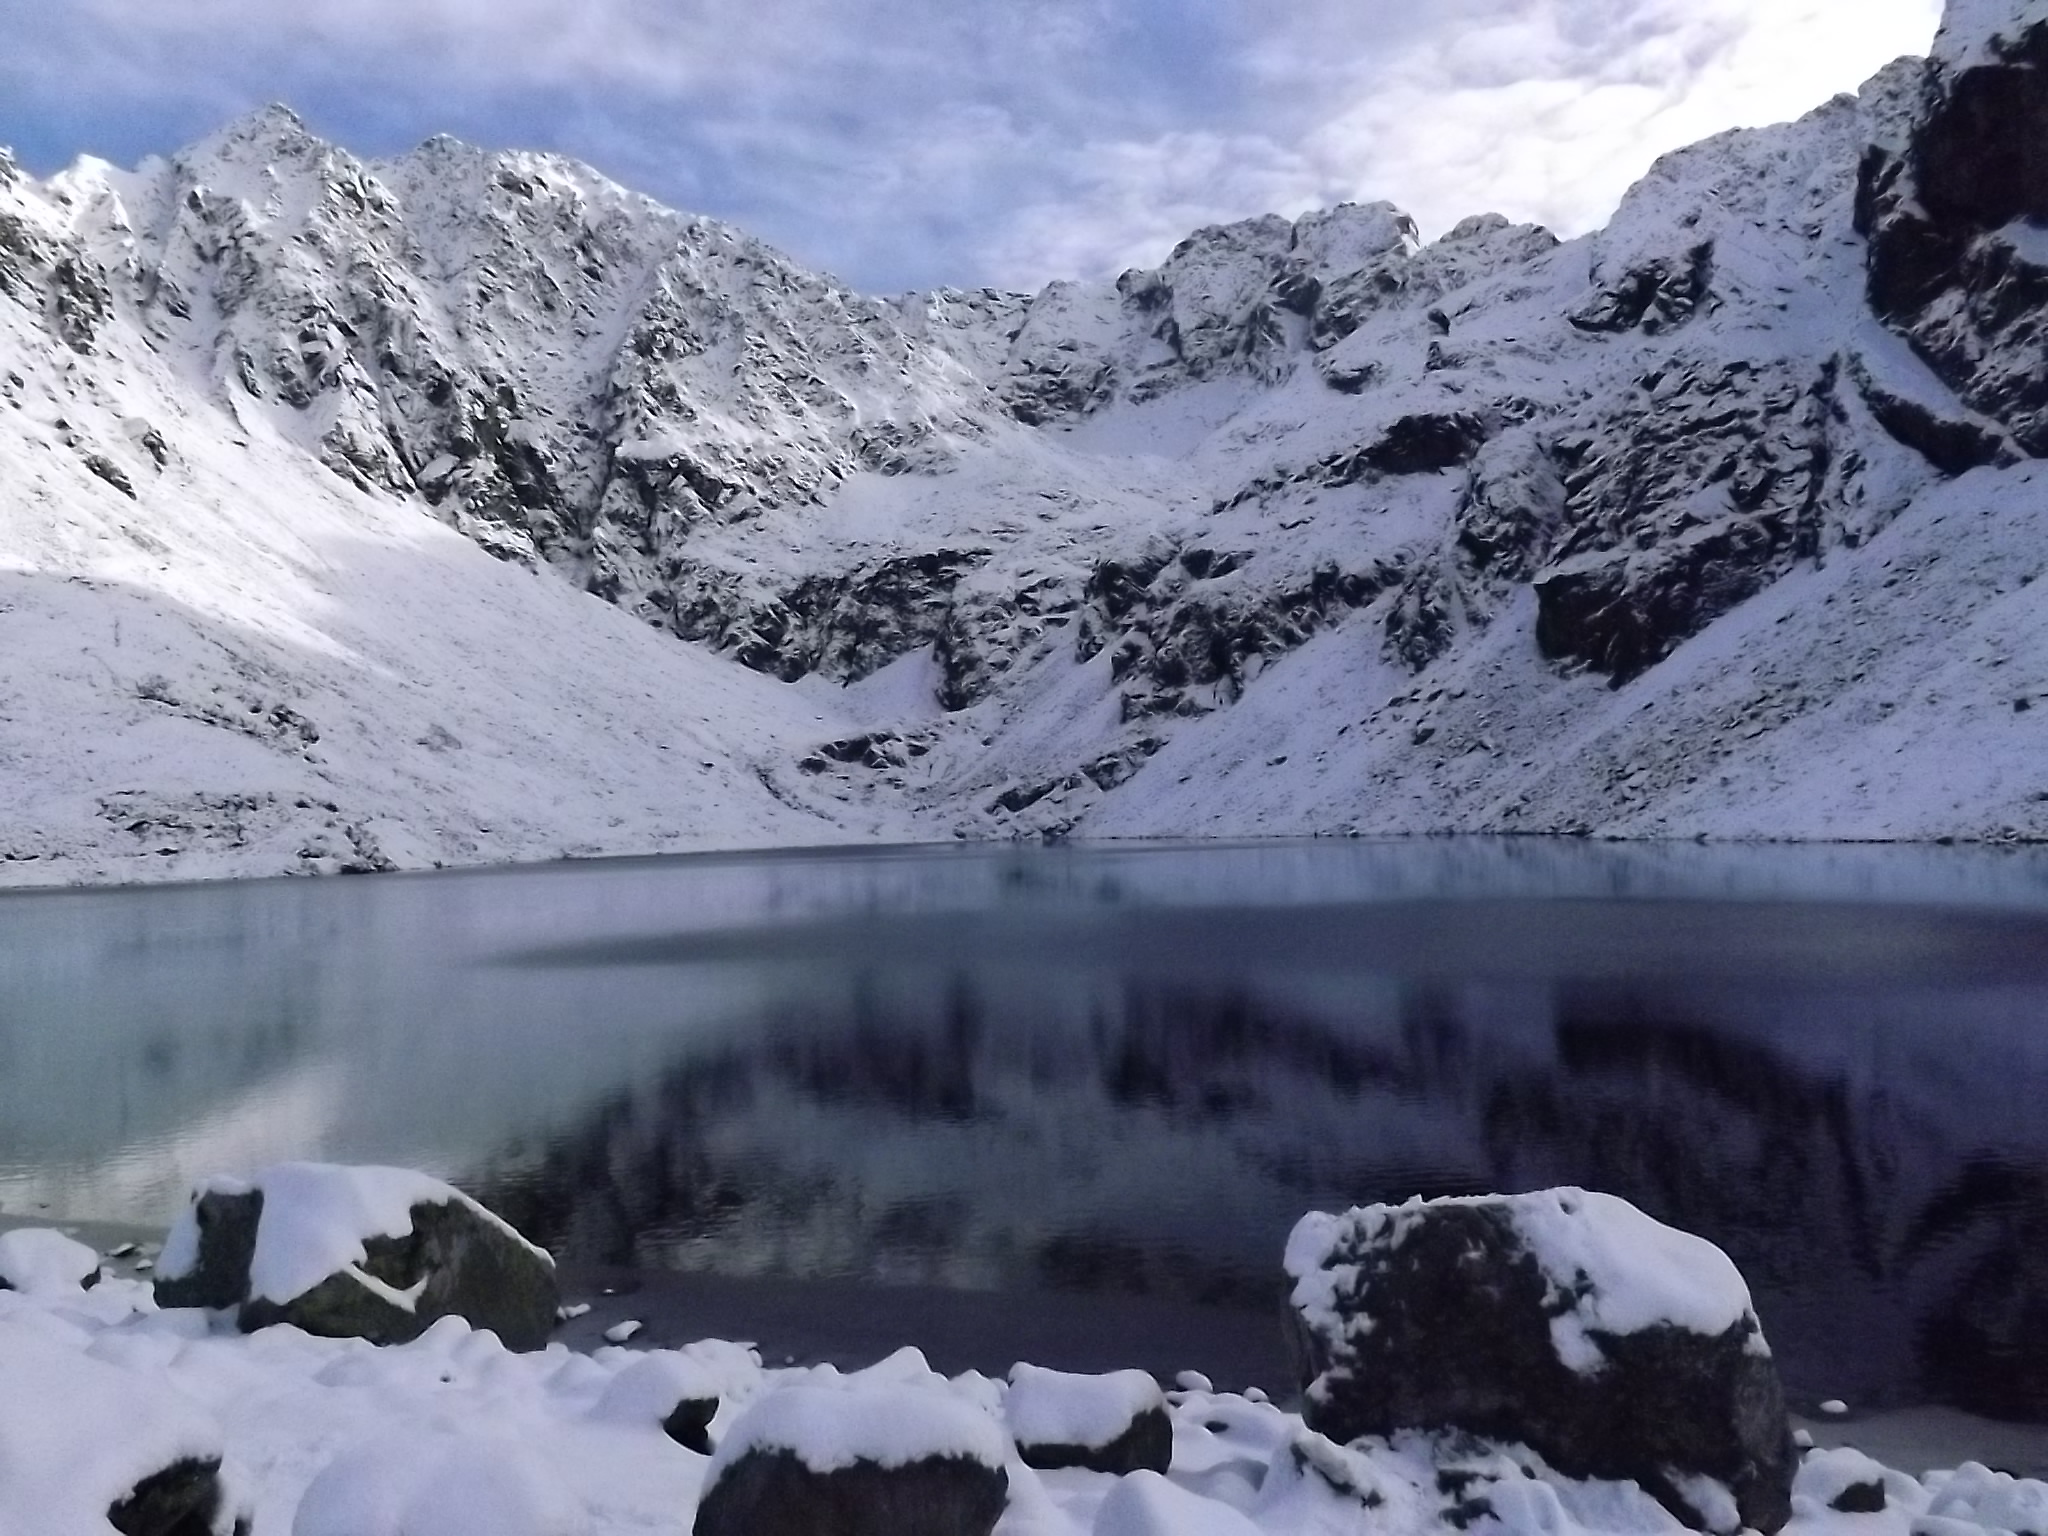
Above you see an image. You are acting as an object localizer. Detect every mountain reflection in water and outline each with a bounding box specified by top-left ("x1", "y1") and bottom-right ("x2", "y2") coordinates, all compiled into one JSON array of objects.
[{"x1": 3, "y1": 841, "x2": 2048, "y2": 1419}]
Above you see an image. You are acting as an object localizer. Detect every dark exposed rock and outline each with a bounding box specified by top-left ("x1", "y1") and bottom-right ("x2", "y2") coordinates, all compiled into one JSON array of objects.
[
  {"x1": 1081, "y1": 553, "x2": 1401, "y2": 719},
  {"x1": 669, "y1": 550, "x2": 989, "y2": 684},
  {"x1": 1080, "y1": 737, "x2": 1164, "y2": 792},
  {"x1": 1531, "y1": 358, "x2": 1842, "y2": 679},
  {"x1": 1382, "y1": 431, "x2": 1568, "y2": 671},
  {"x1": 1285, "y1": 1192, "x2": 1796, "y2": 1533},
  {"x1": 1384, "y1": 565, "x2": 1464, "y2": 673},
  {"x1": 664, "y1": 1397, "x2": 720, "y2": 1455},
  {"x1": 1005, "y1": 1364, "x2": 1172, "y2": 1476},
  {"x1": 84, "y1": 453, "x2": 137, "y2": 498},
  {"x1": 1862, "y1": 20, "x2": 2048, "y2": 455},
  {"x1": 1831, "y1": 1479, "x2": 1889, "y2": 1513},
  {"x1": 153, "y1": 1187, "x2": 264, "y2": 1311},
  {"x1": 1329, "y1": 411, "x2": 1497, "y2": 482},
  {"x1": 107, "y1": 1456, "x2": 225, "y2": 1536},
  {"x1": 1317, "y1": 356, "x2": 1380, "y2": 394},
  {"x1": 1006, "y1": 348, "x2": 1115, "y2": 425},
  {"x1": 155, "y1": 1180, "x2": 559, "y2": 1349},
  {"x1": 51, "y1": 254, "x2": 115, "y2": 353},
  {"x1": 1013, "y1": 1407, "x2": 1172, "y2": 1476},
  {"x1": 1849, "y1": 350, "x2": 2011, "y2": 473},
  {"x1": 693, "y1": 1450, "x2": 1007, "y2": 1536},
  {"x1": 1453, "y1": 432, "x2": 1569, "y2": 584}
]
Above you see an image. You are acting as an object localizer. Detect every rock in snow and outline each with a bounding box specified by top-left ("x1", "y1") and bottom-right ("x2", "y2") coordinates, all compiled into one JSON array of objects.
[
  {"x1": 0, "y1": 1326, "x2": 225, "y2": 1536},
  {"x1": 0, "y1": 1227, "x2": 103, "y2": 1294},
  {"x1": 1284, "y1": 1189, "x2": 1796, "y2": 1532},
  {"x1": 591, "y1": 1352, "x2": 722, "y2": 1453},
  {"x1": 153, "y1": 1162, "x2": 558, "y2": 1348},
  {"x1": 694, "y1": 1375, "x2": 1010, "y2": 1536},
  {"x1": 1006, "y1": 1363, "x2": 1172, "y2": 1475},
  {"x1": 0, "y1": 0, "x2": 2045, "y2": 882}
]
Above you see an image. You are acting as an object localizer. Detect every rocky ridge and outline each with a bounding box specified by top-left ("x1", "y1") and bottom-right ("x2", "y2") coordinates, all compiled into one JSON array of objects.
[{"x1": 1, "y1": 0, "x2": 2046, "y2": 879}]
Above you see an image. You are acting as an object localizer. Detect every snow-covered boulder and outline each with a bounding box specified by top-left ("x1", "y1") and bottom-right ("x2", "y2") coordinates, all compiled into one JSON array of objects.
[
  {"x1": 1004, "y1": 1364, "x2": 1171, "y2": 1475},
  {"x1": 0, "y1": 1227, "x2": 102, "y2": 1294},
  {"x1": 0, "y1": 1322, "x2": 228, "y2": 1536},
  {"x1": 153, "y1": 1163, "x2": 558, "y2": 1350},
  {"x1": 1092, "y1": 1469, "x2": 1263, "y2": 1535},
  {"x1": 291, "y1": 1430, "x2": 585, "y2": 1536},
  {"x1": 591, "y1": 1351, "x2": 722, "y2": 1453},
  {"x1": 1283, "y1": 1188, "x2": 1795, "y2": 1533},
  {"x1": 1793, "y1": 1446, "x2": 1926, "y2": 1516},
  {"x1": 693, "y1": 1379, "x2": 1009, "y2": 1536}
]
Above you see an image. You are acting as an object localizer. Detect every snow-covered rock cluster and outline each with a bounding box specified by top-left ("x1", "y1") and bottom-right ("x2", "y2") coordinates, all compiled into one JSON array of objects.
[
  {"x1": 0, "y1": 1171, "x2": 2044, "y2": 1536},
  {"x1": 1, "y1": 0, "x2": 2046, "y2": 882}
]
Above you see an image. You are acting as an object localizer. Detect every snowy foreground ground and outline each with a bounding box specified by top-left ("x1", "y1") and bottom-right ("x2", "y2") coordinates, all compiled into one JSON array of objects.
[{"x1": 2, "y1": 1229, "x2": 2046, "y2": 1536}]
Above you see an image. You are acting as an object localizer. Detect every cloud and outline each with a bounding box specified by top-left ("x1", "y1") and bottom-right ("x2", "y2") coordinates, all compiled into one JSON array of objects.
[
  {"x1": 1288, "y1": 0, "x2": 1947, "y2": 240},
  {"x1": 0, "y1": 0, "x2": 1944, "y2": 294}
]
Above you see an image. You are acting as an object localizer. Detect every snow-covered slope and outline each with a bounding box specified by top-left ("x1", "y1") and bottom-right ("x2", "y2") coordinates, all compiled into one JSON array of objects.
[{"x1": 2, "y1": 0, "x2": 2045, "y2": 884}]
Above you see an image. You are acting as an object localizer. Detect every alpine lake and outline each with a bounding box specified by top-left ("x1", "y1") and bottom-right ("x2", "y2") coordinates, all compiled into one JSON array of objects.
[{"x1": 7, "y1": 838, "x2": 2048, "y2": 1433}]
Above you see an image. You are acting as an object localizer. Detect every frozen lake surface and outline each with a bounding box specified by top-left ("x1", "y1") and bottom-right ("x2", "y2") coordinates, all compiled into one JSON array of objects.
[{"x1": 6, "y1": 839, "x2": 2048, "y2": 1417}]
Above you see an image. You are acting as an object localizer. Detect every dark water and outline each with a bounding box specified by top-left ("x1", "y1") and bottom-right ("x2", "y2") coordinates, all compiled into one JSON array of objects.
[{"x1": 6, "y1": 840, "x2": 2048, "y2": 1416}]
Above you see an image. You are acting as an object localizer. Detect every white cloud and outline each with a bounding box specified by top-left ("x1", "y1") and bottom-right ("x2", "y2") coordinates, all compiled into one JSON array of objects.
[
  {"x1": 8, "y1": 0, "x2": 1948, "y2": 292},
  {"x1": 1284, "y1": 0, "x2": 1944, "y2": 240}
]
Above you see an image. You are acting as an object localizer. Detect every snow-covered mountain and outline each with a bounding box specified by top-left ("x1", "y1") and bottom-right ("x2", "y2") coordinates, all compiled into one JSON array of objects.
[{"x1": 2, "y1": 0, "x2": 2046, "y2": 883}]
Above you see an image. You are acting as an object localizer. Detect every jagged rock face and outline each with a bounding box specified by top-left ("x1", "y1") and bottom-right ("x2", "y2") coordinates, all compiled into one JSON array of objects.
[
  {"x1": 1002, "y1": 204, "x2": 1563, "y2": 423},
  {"x1": 1079, "y1": 548, "x2": 1402, "y2": 719},
  {"x1": 8, "y1": 3, "x2": 2048, "y2": 867},
  {"x1": 1862, "y1": 10, "x2": 2048, "y2": 452},
  {"x1": 1533, "y1": 357, "x2": 1845, "y2": 680},
  {"x1": 43, "y1": 106, "x2": 998, "y2": 599}
]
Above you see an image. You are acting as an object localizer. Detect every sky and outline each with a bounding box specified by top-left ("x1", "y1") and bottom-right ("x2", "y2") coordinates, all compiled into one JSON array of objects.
[{"x1": 3, "y1": 0, "x2": 1943, "y2": 296}]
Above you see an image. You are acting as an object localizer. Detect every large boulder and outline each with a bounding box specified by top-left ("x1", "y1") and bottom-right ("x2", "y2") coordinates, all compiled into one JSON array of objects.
[
  {"x1": 693, "y1": 1380, "x2": 1008, "y2": 1536},
  {"x1": 1005, "y1": 1364, "x2": 1171, "y2": 1475},
  {"x1": 1283, "y1": 1188, "x2": 1795, "y2": 1533},
  {"x1": 291, "y1": 1431, "x2": 584, "y2": 1536},
  {"x1": 153, "y1": 1163, "x2": 558, "y2": 1350}
]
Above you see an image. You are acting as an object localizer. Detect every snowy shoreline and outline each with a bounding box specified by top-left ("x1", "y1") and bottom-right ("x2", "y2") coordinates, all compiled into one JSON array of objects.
[{"x1": 10, "y1": 1202, "x2": 2048, "y2": 1536}]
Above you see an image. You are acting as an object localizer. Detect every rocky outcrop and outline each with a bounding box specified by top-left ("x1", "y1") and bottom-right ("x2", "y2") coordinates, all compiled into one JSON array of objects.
[
  {"x1": 1861, "y1": 10, "x2": 2048, "y2": 454},
  {"x1": 1284, "y1": 1190, "x2": 1796, "y2": 1533},
  {"x1": 1532, "y1": 358, "x2": 1845, "y2": 679},
  {"x1": 1079, "y1": 549, "x2": 1402, "y2": 719},
  {"x1": 1569, "y1": 243, "x2": 1715, "y2": 334},
  {"x1": 1001, "y1": 205, "x2": 1558, "y2": 424}
]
